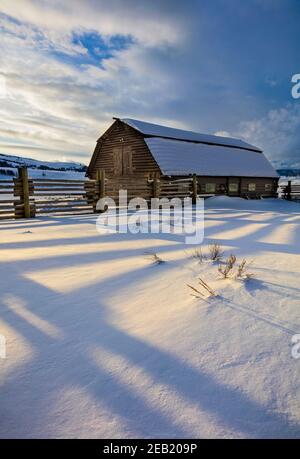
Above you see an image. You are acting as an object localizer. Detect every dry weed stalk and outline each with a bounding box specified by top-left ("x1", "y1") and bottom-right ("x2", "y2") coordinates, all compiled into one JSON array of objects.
[
  {"x1": 198, "y1": 277, "x2": 216, "y2": 296},
  {"x1": 187, "y1": 283, "x2": 205, "y2": 298},
  {"x1": 187, "y1": 276, "x2": 216, "y2": 299}
]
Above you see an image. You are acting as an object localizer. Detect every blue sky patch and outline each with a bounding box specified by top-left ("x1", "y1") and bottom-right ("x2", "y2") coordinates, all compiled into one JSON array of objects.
[{"x1": 67, "y1": 31, "x2": 135, "y2": 67}]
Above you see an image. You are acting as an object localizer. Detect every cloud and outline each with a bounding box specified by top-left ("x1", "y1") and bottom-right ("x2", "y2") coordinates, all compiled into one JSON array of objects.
[
  {"x1": 0, "y1": 2, "x2": 189, "y2": 163},
  {"x1": 0, "y1": 1, "x2": 189, "y2": 162},
  {"x1": 0, "y1": 0, "x2": 299, "y2": 167},
  {"x1": 0, "y1": 12, "x2": 87, "y2": 56},
  {"x1": 236, "y1": 104, "x2": 300, "y2": 168},
  {"x1": 0, "y1": 0, "x2": 184, "y2": 47}
]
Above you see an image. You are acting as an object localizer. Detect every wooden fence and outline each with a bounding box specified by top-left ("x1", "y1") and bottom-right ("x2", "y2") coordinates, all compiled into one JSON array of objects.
[
  {"x1": 0, "y1": 177, "x2": 16, "y2": 220},
  {"x1": 32, "y1": 178, "x2": 94, "y2": 216},
  {"x1": 104, "y1": 176, "x2": 153, "y2": 204},
  {"x1": 280, "y1": 181, "x2": 300, "y2": 202},
  {"x1": 103, "y1": 176, "x2": 196, "y2": 204},
  {"x1": 1, "y1": 167, "x2": 293, "y2": 221},
  {"x1": 0, "y1": 168, "x2": 199, "y2": 220},
  {"x1": 160, "y1": 177, "x2": 196, "y2": 201},
  {"x1": 0, "y1": 168, "x2": 96, "y2": 220}
]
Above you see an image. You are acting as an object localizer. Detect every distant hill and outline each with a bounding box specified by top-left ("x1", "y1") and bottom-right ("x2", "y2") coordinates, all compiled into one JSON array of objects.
[{"x1": 0, "y1": 153, "x2": 87, "y2": 180}]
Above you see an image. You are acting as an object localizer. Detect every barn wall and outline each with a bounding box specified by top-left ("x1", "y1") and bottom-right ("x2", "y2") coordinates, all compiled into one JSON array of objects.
[
  {"x1": 198, "y1": 176, "x2": 227, "y2": 194},
  {"x1": 167, "y1": 175, "x2": 278, "y2": 197},
  {"x1": 240, "y1": 177, "x2": 278, "y2": 197},
  {"x1": 197, "y1": 176, "x2": 277, "y2": 197},
  {"x1": 87, "y1": 120, "x2": 161, "y2": 179}
]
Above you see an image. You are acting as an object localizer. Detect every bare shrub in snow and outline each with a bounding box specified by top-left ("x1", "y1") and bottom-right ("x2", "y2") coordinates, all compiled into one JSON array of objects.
[
  {"x1": 144, "y1": 252, "x2": 165, "y2": 265},
  {"x1": 208, "y1": 243, "x2": 224, "y2": 262},
  {"x1": 187, "y1": 277, "x2": 216, "y2": 299},
  {"x1": 218, "y1": 254, "x2": 237, "y2": 278},
  {"x1": 236, "y1": 259, "x2": 254, "y2": 280}
]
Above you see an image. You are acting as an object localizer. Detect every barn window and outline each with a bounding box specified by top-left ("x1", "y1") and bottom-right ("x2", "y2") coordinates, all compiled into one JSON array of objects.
[
  {"x1": 205, "y1": 183, "x2": 216, "y2": 193},
  {"x1": 265, "y1": 183, "x2": 272, "y2": 191},
  {"x1": 229, "y1": 183, "x2": 239, "y2": 193},
  {"x1": 248, "y1": 183, "x2": 256, "y2": 192}
]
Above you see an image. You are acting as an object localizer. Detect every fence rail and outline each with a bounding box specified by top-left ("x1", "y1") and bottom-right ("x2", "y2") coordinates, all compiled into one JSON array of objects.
[
  {"x1": 0, "y1": 177, "x2": 19, "y2": 220},
  {"x1": 32, "y1": 177, "x2": 94, "y2": 216},
  {"x1": 279, "y1": 181, "x2": 300, "y2": 202},
  {"x1": 0, "y1": 167, "x2": 288, "y2": 221},
  {"x1": 0, "y1": 169, "x2": 198, "y2": 220},
  {"x1": 160, "y1": 177, "x2": 194, "y2": 200}
]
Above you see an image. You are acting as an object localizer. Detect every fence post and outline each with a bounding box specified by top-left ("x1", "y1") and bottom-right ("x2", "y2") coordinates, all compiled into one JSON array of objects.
[
  {"x1": 152, "y1": 176, "x2": 160, "y2": 199},
  {"x1": 94, "y1": 169, "x2": 106, "y2": 213},
  {"x1": 99, "y1": 169, "x2": 105, "y2": 199},
  {"x1": 286, "y1": 180, "x2": 292, "y2": 201},
  {"x1": 14, "y1": 167, "x2": 34, "y2": 218},
  {"x1": 21, "y1": 167, "x2": 30, "y2": 218},
  {"x1": 192, "y1": 174, "x2": 198, "y2": 204}
]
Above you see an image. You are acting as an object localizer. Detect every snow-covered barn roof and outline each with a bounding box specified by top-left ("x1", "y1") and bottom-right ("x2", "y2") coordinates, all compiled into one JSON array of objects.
[
  {"x1": 119, "y1": 117, "x2": 262, "y2": 153},
  {"x1": 145, "y1": 137, "x2": 279, "y2": 178}
]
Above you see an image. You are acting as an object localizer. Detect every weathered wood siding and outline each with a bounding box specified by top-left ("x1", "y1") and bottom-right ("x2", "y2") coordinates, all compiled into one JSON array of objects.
[
  {"x1": 87, "y1": 120, "x2": 160, "y2": 179},
  {"x1": 240, "y1": 177, "x2": 278, "y2": 197},
  {"x1": 197, "y1": 176, "x2": 277, "y2": 197},
  {"x1": 167, "y1": 175, "x2": 278, "y2": 197}
]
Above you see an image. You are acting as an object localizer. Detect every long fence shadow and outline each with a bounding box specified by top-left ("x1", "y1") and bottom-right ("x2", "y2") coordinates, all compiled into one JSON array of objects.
[
  {"x1": 204, "y1": 212, "x2": 300, "y2": 255},
  {"x1": 1, "y1": 204, "x2": 300, "y2": 438},
  {"x1": 1, "y1": 238, "x2": 300, "y2": 438}
]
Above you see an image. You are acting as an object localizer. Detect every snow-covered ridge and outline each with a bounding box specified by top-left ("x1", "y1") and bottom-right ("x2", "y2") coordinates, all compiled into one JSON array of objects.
[
  {"x1": 0, "y1": 153, "x2": 87, "y2": 171},
  {"x1": 0, "y1": 153, "x2": 87, "y2": 180}
]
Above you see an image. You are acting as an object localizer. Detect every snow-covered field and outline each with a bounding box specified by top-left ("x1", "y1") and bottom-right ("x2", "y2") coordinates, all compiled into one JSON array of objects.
[
  {"x1": 0, "y1": 169, "x2": 85, "y2": 181},
  {"x1": 0, "y1": 197, "x2": 300, "y2": 438}
]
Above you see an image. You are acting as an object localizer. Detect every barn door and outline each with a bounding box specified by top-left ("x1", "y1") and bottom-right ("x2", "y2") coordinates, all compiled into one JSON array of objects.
[
  {"x1": 113, "y1": 147, "x2": 123, "y2": 175},
  {"x1": 113, "y1": 146, "x2": 132, "y2": 175},
  {"x1": 122, "y1": 146, "x2": 132, "y2": 175}
]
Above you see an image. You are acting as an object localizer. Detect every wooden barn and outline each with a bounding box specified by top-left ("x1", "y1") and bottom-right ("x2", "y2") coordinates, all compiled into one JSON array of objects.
[{"x1": 87, "y1": 117, "x2": 279, "y2": 199}]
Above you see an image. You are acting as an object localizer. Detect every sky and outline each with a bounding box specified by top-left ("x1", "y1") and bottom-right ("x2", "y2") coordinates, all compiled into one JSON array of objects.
[{"x1": 0, "y1": 0, "x2": 299, "y2": 168}]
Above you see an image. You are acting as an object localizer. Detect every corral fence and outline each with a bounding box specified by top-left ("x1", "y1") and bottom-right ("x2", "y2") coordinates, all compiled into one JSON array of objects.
[
  {"x1": 0, "y1": 168, "x2": 198, "y2": 220},
  {"x1": 0, "y1": 168, "x2": 95, "y2": 220},
  {"x1": 104, "y1": 176, "x2": 153, "y2": 205},
  {"x1": 0, "y1": 176, "x2": 16, "y2": 220},
  {"x1": 1, "y1": 168, "x2": 290, "y2": 221},
  {"x1": 104, "y1": 176, "x2": 196, "y2": 204},
  {"x1": 280, "y1": 180, "x2": 300, "y2": 202}
]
